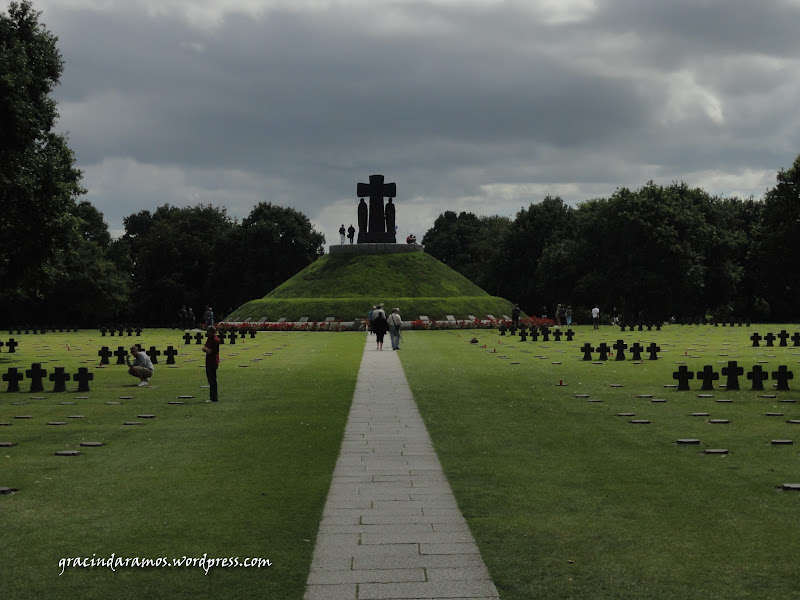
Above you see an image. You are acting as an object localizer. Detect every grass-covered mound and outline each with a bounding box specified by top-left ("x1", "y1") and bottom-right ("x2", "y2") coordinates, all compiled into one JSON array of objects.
[{"x1": 227, "y1": 251, "x2": 515, "y2": 322}]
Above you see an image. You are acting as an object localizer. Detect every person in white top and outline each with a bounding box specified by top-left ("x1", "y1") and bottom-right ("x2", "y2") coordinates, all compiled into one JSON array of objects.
[
  {"x1": 388, "y1": 308, "x2": 403, "y2": 350},
  {"x1": 591, "y1": 305, "x2": 600, "y2": 330}
]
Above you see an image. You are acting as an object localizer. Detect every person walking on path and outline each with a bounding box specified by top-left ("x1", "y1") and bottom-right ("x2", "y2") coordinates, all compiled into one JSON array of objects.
[
  {"x1": 511, "y1": 304, "x2": 521, "y2": 328},
  {"x1": 592, "y1": 305, "x2": 600, "y2": 329},
  {"x1": 347, "y1": 224, "x2": 355, "y2": 244},
  {"x1": 566, "y1": 305, "x2": 573, "y2": 326},
  {"x1": 126, "y1": 345, "x2": 154, "y2": 387},
  {"x1": 388, "y1": 307, "x2": 402, "y2": 350},
  {"x1": 202, "y1": 325, "x2": 220, "y2": 402},
  {"x1": 372, "y1": 306, "x2": 389, "y2": 351},
  {"x1": 339, "y1": 224, "x2": 346, "y2": 244}
]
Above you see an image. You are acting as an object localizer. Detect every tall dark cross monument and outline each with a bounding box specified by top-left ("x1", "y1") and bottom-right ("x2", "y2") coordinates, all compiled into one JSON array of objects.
[{"x1": 357, "y1": 174, "x2": 397, "y2": 243}]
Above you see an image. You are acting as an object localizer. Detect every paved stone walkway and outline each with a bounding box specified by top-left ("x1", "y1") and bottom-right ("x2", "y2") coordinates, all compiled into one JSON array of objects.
[{"x1": 304, "y1": 336, "x2": 500, "y2": 600}]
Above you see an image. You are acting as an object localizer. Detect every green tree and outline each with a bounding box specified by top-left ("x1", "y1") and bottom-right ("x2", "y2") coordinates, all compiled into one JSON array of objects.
[
  {"x1": 0, "y1": 0, "x2": 84, "y2": 303},
  {"x1": 421, "y1": 211, "x2": 511, "y2": 294}
]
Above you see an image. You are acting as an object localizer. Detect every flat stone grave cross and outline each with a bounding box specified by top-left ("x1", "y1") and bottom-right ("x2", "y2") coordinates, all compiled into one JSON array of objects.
[
  {"x1": 551, "y1": 329, "x2": 562, "y2": 341},
  {"x1": 647, "y1": 343, "x2": 661, "y2": 360},
  {"x1": 49, "y1": 367, "x2": 71, "y2": 392},
  {"x1": 194, "y1": 332, "x2": 203, "y2": 344},
  {"x1": 596, "y1": 342, "x2": 611, "y2": 361},
  {"x1": 764, "y1": 332, "x2": 776, "y2": 347},
  {"x1": 565, "y1": 329, "x2": 575, "y2": 341},
  {"x1": 229, "y1": 330, "x2": 237, "y2": 344},
  {"x1": 218, "y1": 331, "x2": 227, "y2": 344},
  {"x1": 772, "y1": 366, "x2": 794, "y2": 391},
  {"x1": 146, "y1": 347, "x2": 160, "y2": 364},
  {"x1": 26, "y1": 363, "x2": 47, "y2": 393},
  {"x1": 778, "y1": 330, "x2": 790, "y2": 347},
  {"x1": 498, "y1": 324, "x2": 507, "y2": 336},
  {"x1": 6, "y1": 338, "x2": 18, "y2": 353},
  {"x1": 581, "y1": 343, "x2": 594, "y2": 361},
  {"x1": 3, "y1": 367, "x2": 23, "y2": 392},
  {"x1": 672, "y1": 366, "x2": 694, "y2": 391},
  {"x1": 750, "y1": 332, "x2": 762, "y2": 347},
  {"x1": 747, "y1": 365, "x2": 769, "y2": 391},
  {"x1": 113, "y1": 346, "x2": 128, "y2": 365},
  {"x1": 530, "y1": 329, "x2": 539, "y2": 341},
  {"x1": 613, "y1": 339, "x2": 627, "y2": 361},
  {"x1": 721, "y1": 360, "x2": 743, "y2": 391},
  {"x1": 696, "y1": 365, "x2": 719, "y2": 391},
  {"x1": 98, "y1": 346, "x2": 112, "y2": 365},
  {"x1": 73, "y1": 367, "x2": 94, "y2": 392},
  {"x1": 100, "y1": 327, "x2": 107, "y2": 336},
  {"x1": 630, "y1": 342, "x2": 644, "y2": 361},
  {"x1": 183, "y1": 332, "x2": 192, "y2": 345},
  {"x1": 792, "y1": 332, "x2": 800, "y2": 347},
  {"x1": 126, "y1": 327, "x2": 134, "y2": 336},
  {"x1": 164, "y1": 346, "x2": 178, "y2": 365},
  {"x1": 519, "y1": 328, "x2": 527, "y2": 342},
  {"x1": 541, "y1": 329, "x2": 550, "y2": 342}
]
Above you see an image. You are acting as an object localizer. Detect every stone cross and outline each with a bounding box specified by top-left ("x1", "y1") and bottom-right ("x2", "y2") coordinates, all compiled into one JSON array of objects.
[
  {"x1": 580, "y1": 343, "x2": 594, "y2": 361},
  {"x1": 194, "y1": 332, "x2": 204, "y2": 344},
  {"x1": 646, "y1": 343, "x2": 661, "y2": 360},
  {"x1": 183, "y1": 332, "x2": 193, "y2": 345},
  {"x1": 565, "y1": 329, "x2": 575, "y2": 341},
  {"x1": 98, "y1": 346, "x2": 112, "y2": 365},
  {"x1": 721, "y1": 361, "x2": 743, "y2": 391},
  {"x1": 672, "y1": 366, "x2": 694, "y2": 391},
  {"x1": 747, "y1": 365, "x2": 768, "y2": 391},
  {"x1": 164, "y1": 346, "x2": 178, "y2": 365},
  {"x1": 750, "y1": 332, "x2": 762, "y2": 347},
  {"x1": 100, "y1": 327, "x2": 107, "y2": 336},
  {"x1": 772, "y1": 366, "x2": 794, "y2": 391},
  {"x1": 696, "y1": 365, "x2": 719, "y2": 391},
  {"x1": 113, "y1": 346, "x2": 128, "y2": 365},
  {"x1": 613, "y1": 340, "x2": 627, "y2": 361},
  {"x1": 530, "y1": 329, "x2": 539, "y2": 341},
  {"x1": 357, "y1": 174, "x2": 397, "y2": 243},
  {"x1": 541, "y1": 329, "x2": 550, "y2": 342},
  {"x1": 596, "y1": 342, "x2": 610, "y2": 361},
  {"x1": 552, "y1": 330, "x2": 563, "y2": 342},
  {"x1": 147, "y1": 347, "x2": 161, "y2": 364},
  {"x1": 26, "y1": 363, "x2": 47, "y2": 393},
  {"x1": 3, "y1": 367, "x2": 23, "y2": 393},
  {"x1": 498, "y1": 324, "x2": 507, "y2": 336},
  {"x1": 6, "y1": 338, "x2": 18, "y2": 353},
  {"x1": 73, "y1": 367, "x2": 94, "y2": 392},
  {"x1": 778, "y1": 330, "x2": 789, "y2": 347},
  {"x1": 229, "y1": 330, "x2": 238, "y2": 345},
  {"x1": 764, "y1": 332, "x2": 776, "y2": 347},
  {"x1": 519, "y1": 328, "x2": 527, "y2": 342},
  {"x1": 630, "y1": 343, "x2": 644, "y2": 361},
  {"x1": 49, "y1": 367, "x2": 71, "y2": 392},
  {"x1": 792, "y1": 332, "x2": 800, "y2": 347}
]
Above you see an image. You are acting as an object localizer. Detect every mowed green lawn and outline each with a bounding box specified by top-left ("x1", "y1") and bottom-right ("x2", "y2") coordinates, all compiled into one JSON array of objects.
[
  {"x1": 399, "y1": 325, "x2": 800, "y2": 600},
  {"x1": 0, "y1": 329, "x2": 364, "y2": 600}
]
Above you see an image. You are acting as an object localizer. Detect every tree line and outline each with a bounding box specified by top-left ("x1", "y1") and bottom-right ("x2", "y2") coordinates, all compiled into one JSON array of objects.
[{"x1": 421, "y1": 164, "x2": 800, "y2": 323}]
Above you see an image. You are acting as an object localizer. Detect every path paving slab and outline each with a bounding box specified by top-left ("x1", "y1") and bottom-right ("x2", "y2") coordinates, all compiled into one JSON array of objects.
[{"x1": 304, "y1": 337, "x2": 499, "y2": 599}]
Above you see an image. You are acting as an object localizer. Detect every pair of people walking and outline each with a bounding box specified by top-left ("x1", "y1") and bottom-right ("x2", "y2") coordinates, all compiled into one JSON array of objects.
[{"x1": 370, "y1": 305, "x2": 403, "y2": 350}]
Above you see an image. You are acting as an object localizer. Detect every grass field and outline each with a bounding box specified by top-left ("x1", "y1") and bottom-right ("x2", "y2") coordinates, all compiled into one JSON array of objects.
[
  {"x1": 3, "y1": 325, "x2": 800, "y2": 599},
  {"x1": 0, "y1": 329, "x2": 364, "y2": 600},
  {"x1": 399, "y1": 324, "x2": 800, "y2": 600}
]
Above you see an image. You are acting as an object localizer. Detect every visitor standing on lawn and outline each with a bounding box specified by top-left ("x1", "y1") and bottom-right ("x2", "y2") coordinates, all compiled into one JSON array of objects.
[{"x1": 203, "y1": 326, "x2": 220, "y2": 402}]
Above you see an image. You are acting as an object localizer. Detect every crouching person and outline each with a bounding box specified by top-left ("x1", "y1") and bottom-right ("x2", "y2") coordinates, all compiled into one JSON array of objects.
[{"x1": 126, "y1": 346, "x2": 154, "y2": 387}]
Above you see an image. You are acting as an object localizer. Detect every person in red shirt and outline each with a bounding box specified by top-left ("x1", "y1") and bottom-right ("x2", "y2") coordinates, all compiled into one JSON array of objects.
[{"x1": 202, "y1": 325, "x2": 220, "y2": 402}]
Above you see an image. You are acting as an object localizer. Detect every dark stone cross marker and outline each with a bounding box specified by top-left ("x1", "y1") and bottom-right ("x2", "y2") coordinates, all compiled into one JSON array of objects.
[
  {"x1": 696, "y1": 365, "x2": 719, "y2": 391},
  {"x1": 183, "y1": 332, "x2": 193, "y2": 345},
  {"x1": 100, "y1": 327, "x2": 107, "y2": 336},
  {"x1": 764, "y1": 332, "x2": 776, "y2": 347},
  {"x1": 530, "y1": 329, "x2": 539, "y2": 341},
  {"x1": 541, "y1": 329, "x2": 550, "y2": 342},
  {"x1": 73, "y1": 367, "x2": 94, "y2": 392},
  {"x1": 721, "y1": 361, "x2": 743, "y2": 391},
  {"x1": 747, "y1": 366, "x2": 769, "y2": 391},
  {"x1": 498, "y1": 324, "x2": 507, "y2": 336},
  {"x1": 647, "y1": 343, "x2": 661, "y2": 360},
  {"x1": 519, "y1": 328, "x2": 527, "y2": 342},
  {"x1": 3, "y1": 368, "x2": 23, "y2": 393},
  {"x1": 772, "y1": 366, "x2": 794, "y2": 391},
  {"x1": 164, "y1": 346, "x2": 178, "y2": 364},
  {"x1": 750, "y1": 332, "x2": 762, "y2": 347},
  {"x1": 613, "y1": 340, "x2": 627, "y2": 361},
  {"x1": 565, "y1": 329, "x2": 575, "y2": 341},
  {"x1": 218, "y1": 331, "x2": 227, "y2": 345},
  {"x1": 792, "y1": 332, "x2": 800, "y2": 347},
  {"x1": 630, "y1": 343, "x2": 644, "y2": 361},
  {"x1": 249, "y1": 329, "x2": 257, "y2": 339},
  {"x1": 552, "y1": 330, "x2": 563, "y2": 342},
  {"x1": 778, "y1": 330, "x2": 790, "y2": 347},
  {"x1": 26, "y1": 363, "x2": 47, "y2": 393},
  {"x1": 194, "y1": 333, "x2": 203, "y2": 345},
  {"x1": 49, "y1": 367, "x2": 71, "y2": 392},
  {"x1": 357, "y1": 174, "x2": 397, "y2": 243},
  {"x1": 672, "y1": 366, "x2": 694, "y2": 391},
  {"x1": 113, "y1": 347, "x2": 128, "y2": 365},
  {"x1": 98, "y1": 346, "x2": 112, "y2": 365},
  {"x1": 147, "y1": 347, "x2": 161, "y2": 364},
  {"x1": 580, "y1": 343, "x2": 594, "y2": 361},
  {"x1": 6, "y1": 339, "x2": 18, "y2": 353},
  {"x1": 229, "y1": 330, "x2": 238, "y2": 345},
  {"x1": 596, "y1": 343, "x2": 611, "y2": 361}
]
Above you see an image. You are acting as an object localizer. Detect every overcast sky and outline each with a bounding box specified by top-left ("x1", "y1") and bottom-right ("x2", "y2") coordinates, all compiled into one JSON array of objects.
[{"x1": 29, "y1": 0, "x2": 800, "y2": 245}]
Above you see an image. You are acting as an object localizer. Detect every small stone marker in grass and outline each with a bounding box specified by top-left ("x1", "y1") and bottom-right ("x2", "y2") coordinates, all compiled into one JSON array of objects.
[
  {"x1": 771, "y1": 440, "x2": 793, "y2": 445},
  {"x1": 705, "y1": 449, "x2": 729, "y2": 454},
  {"x1": 629, "y1": 419, "x2": 651, "y2": 424},
  {"x1": 54, "y1": 450, "x2": 80, "y2": 456},
  {"x1": 123, "y1": 422, "x2": 142, "y2": 426},
  {"x1": 80, "y1": 441, "x2": 104, "y2": 447},
  {"x1": 677, "y1": 439, "x2": 700, "y2": 444},
  {"x1": 47, "y1": 421, "x2": 67, "y2": 426},
  {"x1": 709, "y1": 419, "x2": 730, "y2": 424},
  {"x1": 137, "y1": 414, "x2": 155, "y2": 419},
  {"x1": 617, "y1": 412, "x2": 635, "y2": 416},
  {"x1": 692, "y1": 412, "x2": 710, "y2": 416}
]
